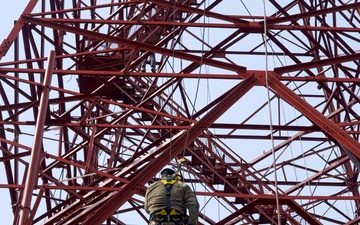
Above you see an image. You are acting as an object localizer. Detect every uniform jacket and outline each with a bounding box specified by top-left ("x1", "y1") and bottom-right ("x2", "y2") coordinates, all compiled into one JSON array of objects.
[{"x1": 144, "y1": 180, "x2": 199, "y2": 225}]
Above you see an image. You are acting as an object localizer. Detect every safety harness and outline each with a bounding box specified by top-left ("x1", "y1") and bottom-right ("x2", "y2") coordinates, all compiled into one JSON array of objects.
[{"x1": 151, "y1": 159, "x2": 186, "y2": 224}]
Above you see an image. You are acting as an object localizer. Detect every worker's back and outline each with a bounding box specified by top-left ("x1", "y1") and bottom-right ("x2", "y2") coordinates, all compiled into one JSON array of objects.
[
  {"x1": 144, "y1": 164, "x2": 199, "y2": 225},
  {"x1": 145, "y1": 180, "x2": 186, "y2": 215}
]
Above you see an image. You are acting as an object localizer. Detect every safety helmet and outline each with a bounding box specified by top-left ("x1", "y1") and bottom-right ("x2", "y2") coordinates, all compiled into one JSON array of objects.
[{"x1": 160, "y1": 165, "x2": 176, "y2": 176}]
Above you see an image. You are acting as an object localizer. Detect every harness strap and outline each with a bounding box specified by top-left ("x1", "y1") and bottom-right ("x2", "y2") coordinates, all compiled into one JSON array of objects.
[
  {"x1": 150, "y1": 179, "x2": 184, "y2": 223},
  {"x1": 151, "y1": 209, "x2": 184, "y2": 223},
  {"x1": 165, "y1": 184, "x2": 172, "y2": 219}
]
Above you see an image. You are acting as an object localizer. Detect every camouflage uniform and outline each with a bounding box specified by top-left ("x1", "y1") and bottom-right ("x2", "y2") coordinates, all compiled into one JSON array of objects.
[{"x1": 145, "y1": 180, "x2": 199, "y2": 225}]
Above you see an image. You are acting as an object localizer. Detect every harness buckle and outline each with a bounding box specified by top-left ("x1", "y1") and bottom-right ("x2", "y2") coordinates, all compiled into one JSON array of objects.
[{"x1": 151, "y1": 209, "x2": 184, "y2": 223}]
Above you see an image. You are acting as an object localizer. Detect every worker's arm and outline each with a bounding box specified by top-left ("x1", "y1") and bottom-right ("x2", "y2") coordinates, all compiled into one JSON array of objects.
[
  {"x1": 144, "y1": 184, "x2": 153, "y2": 214},
  {"x1": 144, "y1": 190, "x2": 149, "y2": 214},
  {"x1": 183, "y1": 184, "x2": 199, "y2": 225}
]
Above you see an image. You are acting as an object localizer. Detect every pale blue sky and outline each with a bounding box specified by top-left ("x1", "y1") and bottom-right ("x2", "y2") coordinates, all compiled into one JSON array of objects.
[
  {"x1": 1, "y1": 1, "x2": 28, "y2": 60},
  {"x1": 2, "y1": 1, "x2": 276, "y2": 224},
  {"x1": 0, "y1": 2, "x2": 266, "y2": 224},
  {"x1": 1, "y1": 1, "x2": 31, "y2": 224},
  {"x1": 1, "y1": 1, "x2": 353, "y2": 225}
]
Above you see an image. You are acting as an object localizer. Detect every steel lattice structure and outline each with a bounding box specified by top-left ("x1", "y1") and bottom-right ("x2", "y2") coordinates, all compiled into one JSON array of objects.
[{"x1": 1, "y1": 0, "x2": 360, "y2": 224}]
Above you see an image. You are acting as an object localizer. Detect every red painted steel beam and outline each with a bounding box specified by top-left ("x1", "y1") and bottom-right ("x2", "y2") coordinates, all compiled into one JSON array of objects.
[
  {"x1": 25, "y1": 188, "x2": 44, "y2": 225},
  {"x1": 284, "y1": 155, "x2": 349, "y2": 195},
  {"x1": 29, "y1": 1, "x2": 139, "y2": 16},
  {"x1": 344, "y1": 217, "x2": 360, "y2": 225},
  {"x1": 21, "y1": 15, "x2": 246, "y2": 73},
  {"x1": 0, "y1": 67, "x2": 245, "y2": 79},
  {"x1": 216, "y1": 198, "x2": 321, "y2": 225},
  {"x1": 0, "y1": 0, "x2": 39, "y2": 59},
  {"x1": 285, "y1": 199, "x2": 322, "y2": 225},
  {"x1": 196, "y1": 191, "x2": 360, "y2": 201},
  {"x1": 274, "y1": 52, "x2": 360, "y2": 74},
  {"x1": 204, "y1": 134, "x2": 327, "y2": 141},
  {"x1": 210, "y1": 123, "x2": 321, "y2": 131},
  {"x1": 260, "y1": 72, "x2": 360, "y2": 158},
  {"x1": 146, "y1": 0, "x2": 249, "y2": 26},
  {"x1": 215, "y1": 199, "x2": 260, "y2": 225},
  {"x1": 18, "y1": 50, "x2": 55, "y2": 225},
  {"x1": 3, "y1": 67, "x2": 360, "y2": 83},
  {"x1": 0, "y1": 120, "x2": 192, "y2": 130},
  {"x1": 29, "y1": 18, "x2": 360, "y2": 32},
  {"x1": 264, "y1": 2, "x2": 360, "y2": 25},
  {"x1": 80, "y1": 74, "x2": 257, "y2": 225}
]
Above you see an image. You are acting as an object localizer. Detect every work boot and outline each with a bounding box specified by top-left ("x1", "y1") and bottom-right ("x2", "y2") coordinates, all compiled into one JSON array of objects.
[
  {"x1": 141, "y1": 66, "x2": 146, "y2": 72},
  {"x1": 151, "y1": 68, "x2": 156, "y2": 73}
]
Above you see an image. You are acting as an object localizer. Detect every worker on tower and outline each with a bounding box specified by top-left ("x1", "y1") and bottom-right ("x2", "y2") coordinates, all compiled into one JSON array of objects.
[
  {"x1": 144, "y1": 160, "x2": 199, "y2": 225},
  {"x1": 141, "y1": 52, "x2": 156, "y2": 72}
]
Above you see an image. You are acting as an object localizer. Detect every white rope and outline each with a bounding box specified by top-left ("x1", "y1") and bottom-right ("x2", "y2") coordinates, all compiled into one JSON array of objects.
[
  {"x1": 180, "y1": 1, "x2": 208, "y2": 224},
  {"x1": 182, "y1": 0, "x2": 206, "y2": 155},
  {"x1": 262, "y1": 0, "x2": 282, "y2": 224},
  {"x1": 168, "y1": 0, "x2": 178, "y2": 163}
]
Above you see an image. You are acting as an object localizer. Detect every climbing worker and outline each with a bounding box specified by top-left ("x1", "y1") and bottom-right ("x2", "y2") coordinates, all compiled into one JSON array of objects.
[
  {"x1": 141, "y1": 52, "x2": 156, "y2": 72},
  {"x1": 144, "y1": 163, "x2": 199, "y2": 225}
]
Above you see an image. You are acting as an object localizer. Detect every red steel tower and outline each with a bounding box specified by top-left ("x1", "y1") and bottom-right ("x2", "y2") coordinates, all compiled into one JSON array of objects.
[{"x1": 1, "y1": 0, "x2": 360, "y2": 224}]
